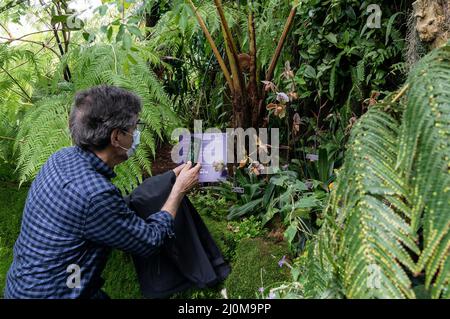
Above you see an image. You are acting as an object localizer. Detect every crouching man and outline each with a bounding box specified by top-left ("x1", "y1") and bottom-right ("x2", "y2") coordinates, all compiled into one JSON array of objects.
[{"x1": 4, "y1": 85, "x2": 199, "y2": 299}]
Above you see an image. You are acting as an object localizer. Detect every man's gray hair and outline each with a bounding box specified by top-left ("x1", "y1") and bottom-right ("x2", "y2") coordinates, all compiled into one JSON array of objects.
[{"x1": 69, "y1": 85, "x2": 142, "y2": 150}]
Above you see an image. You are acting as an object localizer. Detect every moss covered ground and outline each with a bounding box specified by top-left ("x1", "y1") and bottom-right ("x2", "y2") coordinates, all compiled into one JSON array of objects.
[
  {"x1": 224, "y1": 238, "x2": 290, "y2": 298},
  {"x1": 0, "y1": 181, "x2": 28, "y2": 297}
]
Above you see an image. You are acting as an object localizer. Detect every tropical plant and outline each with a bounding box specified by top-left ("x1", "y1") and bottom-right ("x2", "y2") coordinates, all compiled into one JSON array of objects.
[
  {"x1": 186, "y1": 0, "x2": 298, "y2": 128},
  {"x1": 0, "y1": 44, "x2": 40, "y2": 166},
  {"x1": 211, "y1": 168, "x2": 267, "y2": 220},
  {"x1": 266, "y1": 240, "x2": 340, "y2": 299},
  {"x1": 290, "y1": 0, "x2": 407, "y2": 107},
  {"x1": 275, "y1": 0, "x2": 409, "y2": 166},
  {"x1": 212, "y1": 165, "x2": 327, "y2": 254},
  {"x1": 145, "y1": 0, "x2": 235, "y2": 129},
  {"x1": 279, "y1": 43, "x2": 450, "y2": 299},
  {"x1": 12, "y1": 43, "x2": 178, "y2": 192}
]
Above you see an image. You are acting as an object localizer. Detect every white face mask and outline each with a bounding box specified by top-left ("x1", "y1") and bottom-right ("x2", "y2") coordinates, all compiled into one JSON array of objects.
[{"x1": 119, "y1": 129, "x2": 141, "y2": 158}]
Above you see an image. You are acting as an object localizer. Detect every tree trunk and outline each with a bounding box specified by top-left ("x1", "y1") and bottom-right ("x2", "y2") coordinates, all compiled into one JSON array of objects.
[{"x1": 233, "y1": 93, "x2": 248, "y2": 129}]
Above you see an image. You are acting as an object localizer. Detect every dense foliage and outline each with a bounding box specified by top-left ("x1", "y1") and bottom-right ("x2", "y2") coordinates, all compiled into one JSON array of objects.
[
  {"x1": 279, "y1": 44, "x2": 450, "y2": 299},
  {"x1": 1, "y1": 0, "x2": 449, "y2": 299}
]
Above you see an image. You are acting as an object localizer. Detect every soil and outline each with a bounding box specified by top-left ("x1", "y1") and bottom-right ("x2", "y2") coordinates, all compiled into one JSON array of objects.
[
  {"x1": 266, "y1": 215, "x2": 287, "y2": 243},
  {"x1": 150, "y1": 143, "x2": 179, "y2": 176}
]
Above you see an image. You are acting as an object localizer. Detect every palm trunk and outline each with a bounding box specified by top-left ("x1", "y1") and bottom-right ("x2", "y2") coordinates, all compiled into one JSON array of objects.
[
  {"x1": 214, "y1": 0, "x2": 250, "y2": 128},
  {"x1": 187, "y1": 0, "x2": 297, "y2": 129}
]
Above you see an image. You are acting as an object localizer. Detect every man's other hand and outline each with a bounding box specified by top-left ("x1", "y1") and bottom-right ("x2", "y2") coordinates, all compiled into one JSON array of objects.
[{"x1": 173, "y1": 161, "x2": 201, "y2": 194}]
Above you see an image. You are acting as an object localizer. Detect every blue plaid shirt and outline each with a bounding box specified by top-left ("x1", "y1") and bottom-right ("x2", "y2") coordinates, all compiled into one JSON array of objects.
[{"x1": 4, "y1": 146, "x2": 175, "y2": 299}]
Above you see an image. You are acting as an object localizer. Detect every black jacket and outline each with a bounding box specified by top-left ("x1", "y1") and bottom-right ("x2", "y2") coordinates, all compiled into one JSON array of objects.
[{"x1": 124, "y1": 171, "x2": 231, "y2": 298}]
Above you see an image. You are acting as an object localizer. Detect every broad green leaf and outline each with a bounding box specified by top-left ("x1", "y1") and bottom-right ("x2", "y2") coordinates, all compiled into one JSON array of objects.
[
  {"x1": 324, "y1": 33, "x2": 338, "y2": 45},
  {"x1": 127, "y1": 25, "x2": 142, "y2": 38}
]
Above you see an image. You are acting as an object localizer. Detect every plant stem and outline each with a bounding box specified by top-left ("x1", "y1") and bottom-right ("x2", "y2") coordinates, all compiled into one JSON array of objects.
[
  {"x1": 248, "y1": 6, "x2": 260, "y2": 127},
  {"x1": 392, "y1": 84, "x2": 410, "y2": 103},
  {"x1": 257, "y1": 1, "x2": 299, "y2": 127},
  {"x1": 0, "y1": 65, "x2": 31, "y2": 102},
  {"x1": 0, "y1": 36, "x2": 61, "y2": 58},
  {"x1": 186, "y1": 0, "x2": 233, "y2": 91},
  {"x1": 0, "y1": 135, "x2": 24, "y2": 143},
  {"x1": 265, "y1": 1, "x2": 298, "y2": 82},
  {"x1": 0, "y1": 22, "x2": 12, "y2": 38}
]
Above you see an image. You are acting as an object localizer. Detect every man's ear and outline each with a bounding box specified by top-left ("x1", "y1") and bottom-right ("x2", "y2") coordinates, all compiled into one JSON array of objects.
[{"x1": 110, "y1": 128, "x2": 122, "y2": 148}]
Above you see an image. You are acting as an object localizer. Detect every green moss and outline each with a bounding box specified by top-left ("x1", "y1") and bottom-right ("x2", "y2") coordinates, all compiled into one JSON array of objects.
[
  {"x1": 102, "y1": 250, "x2": 141, "y2": 299},
  {"x1": 0, "y1": 182, "x2": 29, "y2": 297},
  {"x1": 201, "y1": 214, "x2": 236, "y2": 262},
  {"x1": 224, "y1": 238, "x2": 291, "y2": 299},
  {"x1": 171, "y1": 284, "x2": 223, "y2": 299}
]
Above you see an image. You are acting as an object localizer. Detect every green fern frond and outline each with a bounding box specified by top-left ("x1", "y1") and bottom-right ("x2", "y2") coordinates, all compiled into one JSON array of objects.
[
  {"x1": 397, "y1": 46, "x2": 450, "y2": 298},
  {"x1": 13, "y1": 93, "x2": 72, "y2": 184},
  {"x1": 327, "y1": 102, "x2": 419, "y2": 299},
  {"x1": 13, "y1": 43, "x2": 178, "y2": 193},
  {"x1": 302, "y1": 240, "x2": 341, "y2": 299},
  {"x1": 316, "y1": 44, "x2": 450, "y2": 299}
]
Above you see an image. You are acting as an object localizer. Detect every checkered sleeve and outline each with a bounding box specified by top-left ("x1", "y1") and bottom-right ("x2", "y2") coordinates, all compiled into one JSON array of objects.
[{"x1": 84, "y1": 189, "x2": 175, "y2": 257}]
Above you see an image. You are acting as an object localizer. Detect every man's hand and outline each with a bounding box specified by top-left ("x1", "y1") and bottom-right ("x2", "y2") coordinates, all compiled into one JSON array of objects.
[
  {"x1": 172, "y1": 164, "x2": 186, "y2": 177},
  {"x1": 173, "y1": 161, "x2": 201, "y2": 194},
  {"x1": 161, "y1": 161, "x2": 201, "y2": 218}
]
